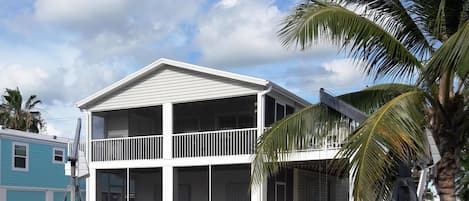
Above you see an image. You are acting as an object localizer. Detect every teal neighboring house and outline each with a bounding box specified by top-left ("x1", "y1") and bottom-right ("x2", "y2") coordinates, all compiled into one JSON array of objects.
[{"x1": 0, "y1": 126, "x2": 85, "y2": 201}]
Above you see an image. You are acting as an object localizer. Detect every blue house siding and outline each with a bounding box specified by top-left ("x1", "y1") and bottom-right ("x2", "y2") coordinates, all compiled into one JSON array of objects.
[
  {"x1": 7, "y1": 190, "x2": 45, "y2": 201},
  {"x1": 53, "y1": 192, "x2": 70, "y2": 201},
  {"x1": 1, "y1": 138, "x2": 70, "y2": 189}
]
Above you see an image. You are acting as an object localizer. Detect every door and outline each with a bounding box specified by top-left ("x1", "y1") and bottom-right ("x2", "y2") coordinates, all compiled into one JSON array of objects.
[{"x1": 275, "y1": 182, "x2": 286, "y2": 201}]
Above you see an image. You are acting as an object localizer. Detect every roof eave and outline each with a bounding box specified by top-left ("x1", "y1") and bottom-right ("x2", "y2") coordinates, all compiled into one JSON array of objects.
[{"x1": 269, "y1": 82, "x2": 311, "y2": 107}]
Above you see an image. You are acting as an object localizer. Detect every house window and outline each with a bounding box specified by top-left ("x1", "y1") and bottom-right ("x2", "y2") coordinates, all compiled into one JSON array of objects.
[
  {"x1": 265, "y1": 95, "x2": 276, "y2": 126},
  {"x1": 276, "y1": 104, "x2": 285, "y2": 121},
  {"x1": 12, "y1": 142, "x2": 28, "y2": 171},
  {"x1": 286, "y1": 105, "x2": 295, "y2": 116},
  {"x1": 53, "y1": 148, "x2": 65, "y2": 163}
]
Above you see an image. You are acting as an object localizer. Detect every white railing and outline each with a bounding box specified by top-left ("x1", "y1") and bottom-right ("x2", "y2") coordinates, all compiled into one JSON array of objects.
[
  {"x1": 67, "y1": 142, "x2": 87, "y2": 156},
  {"x1": 173, "y1": 128, "x2": 257, "y2": 158},
  {"x1": 264, "y1": 121, "x2": 354, "y2": 151},
  {"x1": 91, "y1": 135, "x2": 163, "y2": 161}
]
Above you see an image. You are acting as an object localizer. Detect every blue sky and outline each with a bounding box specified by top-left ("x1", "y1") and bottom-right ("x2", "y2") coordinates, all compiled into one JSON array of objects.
[{"x1": 0, "y1": 0, "x2": 372, "y2": 137}]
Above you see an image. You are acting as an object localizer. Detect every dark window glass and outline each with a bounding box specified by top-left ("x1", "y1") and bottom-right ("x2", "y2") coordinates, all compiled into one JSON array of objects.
[
  {"x1": 55, "y1": 155, "x2": 63, "y2": 162},
  {"x1": 218, "y1": 116, "x2": 237, "y2": 129},
  {"x1": 286, "y1": 105, "x2": 295, "y2": 116},
  {"x1": 14, "y1": 157, "x2": 26, "y2": 168},
  {"x1": 238, "y1": 114, "x2": 254, "y2": 128},
  {"x1": 265, "y1": 95, "x2": 276, "y2": 126},
  {"x1": 276, "y1": 104, "x2": 285, "y2": 121},
  {"x1": 14, "y1": 145, "x2": 26, "y2": 156},
  {"x1": 174, "y1": 117, "x2": 201, "y2": 133},
  {"x1": 92, "y1": 114, "x2": 105, "y2": 139}
]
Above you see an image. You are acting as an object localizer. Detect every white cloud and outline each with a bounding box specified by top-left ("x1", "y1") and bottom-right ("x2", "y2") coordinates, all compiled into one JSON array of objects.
[
  {"x1": 35, "y1": 0, "x2": 129, "y2": 24},
  {"x1": 33, "y1": 0, "x2": 203, "y2": 66},
  {"x1": 196, "y1": 0, "x2": 336, "y2": 68},
  {"x1": 280, "y1": 58, "x2": 368, "y2": 97}
]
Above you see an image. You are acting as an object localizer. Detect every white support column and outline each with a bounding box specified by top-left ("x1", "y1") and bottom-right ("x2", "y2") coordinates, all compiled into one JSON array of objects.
[
  {"x1": 89, "y1": 168, "x2": 97, "y2": 201},
  {"x1": 163, "y1": 103, "x2": 173, "y2": 159},
  {"x1": 86, "y1": 111, "x2": 92, "y2": 201},
  {"x1": 209, "y1": 165, "x2": 212, "y2": 201},
  {"x1": 45, "y1": 191, "x2": 53, "y2": 201},
  {"x1": 0, "y1": 188, "x2": 6, "y2": 201},
  {"x1": 127, "y1": 168, "x2": 130, "y2": 201},
  {"x1": 349, "y1": 159, "x2": 354, "y2": 201},
  {"x1": 251, "y1": 166, "x2": 267, "y2": 201},
  {"x1": 256, "y1": 93, "x2": 265, "y2": 138},
  {"x1": 163, "y1": 166, "x2": 174, "y2": 201}
]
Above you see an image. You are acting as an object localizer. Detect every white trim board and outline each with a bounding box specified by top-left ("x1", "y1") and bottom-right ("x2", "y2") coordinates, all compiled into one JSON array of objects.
[
  {"x1": 0, "y1": 127, "x2": 71, "y2": 145},
  {"x1": 0, "y1": 185, "x2": 86, "y2": 193}
]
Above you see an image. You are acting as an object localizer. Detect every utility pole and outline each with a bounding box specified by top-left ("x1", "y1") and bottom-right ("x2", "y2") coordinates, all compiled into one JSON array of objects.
[{"x1": 68, "y1": 118, "x2": 81, "y2": 201}]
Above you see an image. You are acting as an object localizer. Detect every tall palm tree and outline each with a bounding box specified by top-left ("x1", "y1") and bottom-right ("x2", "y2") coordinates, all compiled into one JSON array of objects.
[
  {"x1": 252, "y1": 0, "x2": 469, "y2": 200},
  {"x1": 0, "y1": 88, "x2": 44, "y2": 133}
]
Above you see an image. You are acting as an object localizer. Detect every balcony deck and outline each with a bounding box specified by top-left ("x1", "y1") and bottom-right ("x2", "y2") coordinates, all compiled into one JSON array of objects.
[{"x1": 90, "y1": 126, "x2": 350, "y2": 163}]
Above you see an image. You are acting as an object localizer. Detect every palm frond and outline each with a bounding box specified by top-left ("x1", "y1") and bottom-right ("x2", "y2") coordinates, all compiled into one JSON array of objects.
[
  {"x1": 25, "y1": 95, "x2": 41, "y2": 110},
  {"x1": 412, "y1": 0, "x2": 468, "y2": 41},
  {"x1": 338, "y1": 83, "x2": 417, "y2": 114},
  {"x1": 423, "y1": 20, "x2": 469, "y2": 91},
  {"x1": 279, "y1": 0, "x2": 422, "y2": 81},
  {"x1": 341, "y1": 0, "x2": 434, "y2": 57},
  {"x1": 252, "y1": 103, "x2": 345, "y2": 184},
  {"x1": 336, "y1": 90, "x2": 427, "y2": 200},
  {"x1": 251, "y1": 84, "x2": 417, "y2": 185}
]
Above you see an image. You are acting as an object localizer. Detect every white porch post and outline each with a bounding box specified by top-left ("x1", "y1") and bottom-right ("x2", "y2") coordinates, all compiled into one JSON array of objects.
[
  {"x1": 256, "y1": 93, "x2": 265, "y2": 137},
  {"x1": 86, "y1": 111, "x2": 92, "y2": 201},
  {"x1": 163, "y1": 166, "x2": 174, "y2": 201},
  {"x1": 0, "y1": 188, "x2": 6, "y2": 201},
  {"x1": 45, "y1": 191, "x2": 53, "y2": 201},
  {"x1": 251, "y1": 166, "x2": 268, "y2": 201},
  {"x1": 209, "y1": 165, "x2": 212, "y2": 201},
  {"x1": 163, "y1": 103, "x2": 174, "y2": 201},
  {"x1": 89, "y1": 168, "x2": 97, "y2": 201},
  {"x1": 163, "y1": 103, "x2": 173, "y2": 159},
  {"x1": 349, "y1": 159, "x2": 354, "y2": 201}
]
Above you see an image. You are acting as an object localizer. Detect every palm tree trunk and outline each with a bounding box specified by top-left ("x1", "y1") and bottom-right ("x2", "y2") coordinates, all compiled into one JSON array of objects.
[{"x1": 435, "y1": 135, "x2": 460, "y2": 201}]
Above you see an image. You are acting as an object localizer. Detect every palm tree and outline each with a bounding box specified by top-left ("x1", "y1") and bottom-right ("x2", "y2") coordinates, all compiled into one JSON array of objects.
[
  {"x1": 252, "y1": 0, "x2": 469, "y2": 201},
  {"x1": 0, "y1": 88, "x2": 44, "y2": 133}
]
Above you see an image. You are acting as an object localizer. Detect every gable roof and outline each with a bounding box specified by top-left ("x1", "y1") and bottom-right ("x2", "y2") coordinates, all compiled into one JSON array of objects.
[{"x1": 76, "y1": 58, "x2": 310, "y2": 109}]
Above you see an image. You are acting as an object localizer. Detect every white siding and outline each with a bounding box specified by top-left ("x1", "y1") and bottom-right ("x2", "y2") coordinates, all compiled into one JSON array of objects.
[{"x1": 87, "y1": 65, "x2": 262, "y2": 111}]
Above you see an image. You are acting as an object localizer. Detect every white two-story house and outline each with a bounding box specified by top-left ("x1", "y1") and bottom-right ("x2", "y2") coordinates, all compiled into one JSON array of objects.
[{"x1": 77, "y1": 58, "x2": 350, "y2": 201}]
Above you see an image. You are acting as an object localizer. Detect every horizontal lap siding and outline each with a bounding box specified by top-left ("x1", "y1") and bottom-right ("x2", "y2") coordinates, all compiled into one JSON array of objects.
[
  {"x1": 7, "y1": 191, "x2": 45, "y2": 201},
  {"x1": 89, "y1": 66, "x2": 262, "y2": 111}
]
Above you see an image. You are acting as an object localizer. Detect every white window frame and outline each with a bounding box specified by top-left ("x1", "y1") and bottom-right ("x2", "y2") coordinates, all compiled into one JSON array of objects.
[
  {"x1": 52, "y1": 148, "x2": 65, "y2": 164},
  {"x1": 12, "y1": 142, "x2": 29, "y2": 172}
]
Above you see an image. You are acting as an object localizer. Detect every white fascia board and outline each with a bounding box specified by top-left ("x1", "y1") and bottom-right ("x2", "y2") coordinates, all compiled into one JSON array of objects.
[
  {"x1": 0, "y1": 127, "x2": 71, "y2": 145},
  {"x1": 76, "y1": 58, "x2": 269, "y2": 110}
]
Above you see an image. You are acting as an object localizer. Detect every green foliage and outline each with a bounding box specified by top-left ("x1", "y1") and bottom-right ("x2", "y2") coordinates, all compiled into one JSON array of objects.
[
  {"x1": 253, "y1": 0, "x2": 469, "y2": 200},
  {"x1": 279, "y1": 0, "x2": 422, "y2": 81},
  {"x1": 0, "y1": 87, "x2": 44, "y2": 133}
]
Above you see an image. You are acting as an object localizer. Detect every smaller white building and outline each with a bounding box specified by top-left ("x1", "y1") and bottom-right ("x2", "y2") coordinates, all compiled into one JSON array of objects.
[{"x1": 77, "y1": 58, "x2": 350, "y2": 201}]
